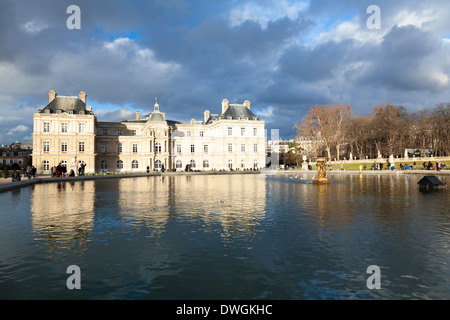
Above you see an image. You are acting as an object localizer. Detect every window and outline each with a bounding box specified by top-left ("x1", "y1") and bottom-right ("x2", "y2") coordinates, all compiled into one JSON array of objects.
[
  {"x1": 191, "y1": 144, "x2": 195, "y2": 153},
  {"x1": 155, "y1": 160, "x2": 162, "y2": 170},
  {"x1": 132, "y1": 130, "x2": 137, "y2": 136},
  {"x1": 241, "y1": 144, "x2": 245, "y2": 152},
  {"x1": 43, "y1": 161, "x2": 50, "y2": 171},
  {"x1": 102, "y1": 128, "x2": 108, "y2": 136},
  {"x1": 177, "y1": 144, "x2": 181, "y2": 154},
  {"x1": 203, "y1": 160, "x2": 209, "y2": 168},
  {"x1": 200, "y1": 131, "x2": 204, "y2": 137},
  {"x1": 62, "y1": 123, "x2": 68, "y2": 133},
  {"x1": 203, "y1": 145, "x2": 209, "y2": 153},
  {"x1": 132, "y1": 160, "x2": 139, "y2": 169},
  {"x1": 117, "y1": 160, "x2": 123, "y2": 170},
  {"x1": 118, "y1": 143, "x2": 122, "y2": 153},
  {"x1": 79, "y1": 141, "x2": 85, "y2": 152},
  {"x1": 241, "y1": 127, "x2": 245, "y2": 136},
  {"x1": 79, "y1": 123, "x2": 85, "y2": 133},
  {"x1": 254, "y1": 143, "x2": 258, "y2": 152},
  {"x1": 61, "y1": 142, "x2": 67, "y2": 152},
  {"x1": 254, "y1": 160, "x2": 258, "y2": 168},
  {"x1": 176, "y1": 160, "x2": 183, "y2": 169},
  {"x1": 228, "y1": 127, "x2": 232, "y2": 136},
  {"x1": 241, "y1": 159, "x2": 245, "y2": 168},
  {"x1": 190, "y1": 160, "x2": 196, "y2": 168},
  {"x1": 101, "y1": 160, "x2": 108, "y2": 170},
  {"x1": 253, "y1": 128, "x2": 257, "y2": 136},
  {"x1": 228, "y1": 159, "x2": 233, "y2": 169},
  {"x1": 186, "y1": 131, "x2": 191, "y2": 137},
  {"x1": 102, "y1": 143, "x2": 107, "y2": 154},
  {"x1": 155, "y1": 142, "x2": 161, "y2": 153},
  {"x1": 44, "y1": 122, "x2": 50, "y2": 133},
  {"x1": 228, "y1": 143, "x2": 233, "y2": 153},
  {"x1": 118, "y1": 129, "x2": 122, "y2": 136},
  {"x1": 133, "y1": 144, "x2": 138, "y2": 153},
  {"x1": 43, "y1": 141, "x2": 50, "y2": 152}
]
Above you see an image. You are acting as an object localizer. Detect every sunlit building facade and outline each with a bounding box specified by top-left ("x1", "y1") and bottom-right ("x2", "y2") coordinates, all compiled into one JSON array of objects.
[{"x1": 32, "y1": 91, "x2": 265, "y2": 174}]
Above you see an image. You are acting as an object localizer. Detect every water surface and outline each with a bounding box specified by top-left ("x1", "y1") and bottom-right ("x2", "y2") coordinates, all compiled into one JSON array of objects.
[{"x1": 0, "y1": 173, "x2": 448, "y2": 299}]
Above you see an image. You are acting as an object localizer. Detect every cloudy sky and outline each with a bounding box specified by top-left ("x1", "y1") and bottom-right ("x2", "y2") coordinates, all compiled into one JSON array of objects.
[{"x1": 0, "y1": 0, "x2": 449, "y2": 142}]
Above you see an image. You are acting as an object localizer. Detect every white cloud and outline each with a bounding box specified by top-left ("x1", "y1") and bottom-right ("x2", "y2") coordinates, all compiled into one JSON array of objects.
[
  {"x1": 313, "y1": 17, "x2": 386, "y2": 47},
  {"x1": 394, "y1": 9, "x2": 435, "y2": 29},
  {"x1": 254, "y1": 105, "x2": 274, "y2": 121},
  {"x1": 22, "y1": 20, "x2": 48, "y2": 33},
  {"x1": 7, "y1": 124, "x2": 29, "y2": 135},
  {"x1": 228, "y1": 0, "x2": 308, "y2": 29}
]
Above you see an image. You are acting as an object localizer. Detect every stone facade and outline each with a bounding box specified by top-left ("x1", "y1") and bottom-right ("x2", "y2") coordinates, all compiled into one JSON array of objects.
[{"x1": 32, "y1": 91, "x2": 266, "y2": 174}]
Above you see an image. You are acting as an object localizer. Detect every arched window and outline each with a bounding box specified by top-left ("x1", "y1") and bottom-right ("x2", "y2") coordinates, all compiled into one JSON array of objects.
[
  {"x1": 203, "y1": 160, "x2": 209, "y2": 168},
  {"x1": 254, "y1": 160, "x2": 258, "y2": 168},
  {"x1": 132, "y1": 160, "x2": 139, "y2": 169},
  {"x1": 117, "y1": 160, "x2": 123, "y2": 170},
  {"x1": 228, "y1": 159, "x2": 233, "y2": 169},
  {"x1": 190, "y1": 160, "x2": 196, "y2": 169},
  {"x1": 155, "y1": 160, "x2": 162, "y2": 170},
  {"x1": 101, "y1": 160, "x2": 108, "y2": 170},
  {"x1": 176, "y1": 160, "x2": 183, "y2": 169}
]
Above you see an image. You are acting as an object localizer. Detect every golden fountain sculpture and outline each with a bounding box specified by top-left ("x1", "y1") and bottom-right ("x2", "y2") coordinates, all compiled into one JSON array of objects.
[{"x1": 313, "y1": 158, "x2": 331, "y2": 184}]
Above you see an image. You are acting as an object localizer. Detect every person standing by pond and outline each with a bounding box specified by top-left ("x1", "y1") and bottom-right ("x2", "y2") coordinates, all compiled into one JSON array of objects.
[{"x1": 2, "y1": 165, "x2": 8, "y2": 179}]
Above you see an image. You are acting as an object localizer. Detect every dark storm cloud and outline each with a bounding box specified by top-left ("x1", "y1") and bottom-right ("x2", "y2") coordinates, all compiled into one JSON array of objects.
[{"x1": 0, "y1": 0, "x2": 449, "y2": 142}]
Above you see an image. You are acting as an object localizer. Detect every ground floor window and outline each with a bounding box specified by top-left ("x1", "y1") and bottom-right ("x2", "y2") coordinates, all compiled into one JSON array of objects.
[
  {"x1": 43, "y1": 161, "x2": 49, "y2": 171},
  {"x1": 117, "y1": 160, "x2": 123, "y2": 169},
  {"x1": 254, "y1": 160, "x2": 258, "y2": 168},
  {"x1": 190, "y1": 160, "x2": 196, "y2": 168},
  {"x1": 155, "y1": 160, "x2": 162, "y2": 169},
  {"x1": 176, "y1": 160, "x2": 182, "y2": 169},
  {"x1": 132, "y1": 160, "x2": 139, "y2": 169},
  {"x1": 228, "y1": 159, "x2": 233, "y2": 169},
  {"x1": 101, "y1": 160, "x2": 108, "y2": 170},
  {"x1": 241, "y1": 159, "x2": 245, "y2": 168},
  {"x1": 203, "y1": 160, "x2": 209, "y2": 168}
]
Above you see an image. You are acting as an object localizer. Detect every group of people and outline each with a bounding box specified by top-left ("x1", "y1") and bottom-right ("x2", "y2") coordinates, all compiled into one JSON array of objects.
[
  {"x1": 422, "y1": 161, "x2": 446, "y2": 171},
  {"x1": 51, "y1": 161, "x2": 86, "y2": 177},
  {"x1": 2, "y1": 164, "x2": 37, "y2": 182}
]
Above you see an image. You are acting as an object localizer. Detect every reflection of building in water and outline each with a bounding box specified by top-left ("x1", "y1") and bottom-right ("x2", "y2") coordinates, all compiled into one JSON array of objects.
[
  {"x1": 117, "y1": 176, "x2": 171, "y2": 239},
  {"x1": 30, "y1": 181, "x2": 95, "y2": 251},
  {"x1": 115, "y1": 174, "x2": 267, "y2": 243},
  {"x1": 170, "y1": 174, "x2": 267, "y2": 242}
]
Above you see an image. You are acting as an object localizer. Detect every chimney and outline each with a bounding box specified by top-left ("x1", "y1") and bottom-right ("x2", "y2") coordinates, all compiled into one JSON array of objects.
[
  {"x1": 204, "y1": 110, "x2": 210, "y2": 123},
  {"x1": 222, "y1": 99, "x2": 229, "y2": 114},
  {"x1": 244, "y1": 100, "x2": 251, "y2": 110},
  {"x1": 79, "y1": 91, "x2": 87, "y2": 103},
  {"x1": 136, "y1": 111, "x2": 140, "y2": 120},
  {"x1": 49, "y1": 90, "x2": 57, "y2": 103}
]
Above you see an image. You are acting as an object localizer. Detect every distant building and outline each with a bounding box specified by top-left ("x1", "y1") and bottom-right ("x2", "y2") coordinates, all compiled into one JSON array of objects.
[
  {"x1": 0, "y1": 141, "x2": 33, "y2": 168},
  {"x1": 32, "y1": 91, "x2": 266, "y2": 174}
]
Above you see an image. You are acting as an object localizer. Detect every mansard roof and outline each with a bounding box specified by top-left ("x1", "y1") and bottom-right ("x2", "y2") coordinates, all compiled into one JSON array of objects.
[
  {"x1": 204, "y1": 103, "x2": 260, "y2": 124},
  {"x1": 39, "y1": 96, "x2": 94, "y2": 115}
]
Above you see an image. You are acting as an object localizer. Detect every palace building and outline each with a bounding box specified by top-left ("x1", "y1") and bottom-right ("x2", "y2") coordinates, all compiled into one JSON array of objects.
[{"x1": 32, "y1": 91, "x2": 266, "y2": 174}]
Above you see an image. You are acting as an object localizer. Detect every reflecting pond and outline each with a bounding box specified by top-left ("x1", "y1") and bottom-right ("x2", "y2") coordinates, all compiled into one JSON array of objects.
[{"x1": 0, "y1": 173, "x2": 449, "y2": 299}]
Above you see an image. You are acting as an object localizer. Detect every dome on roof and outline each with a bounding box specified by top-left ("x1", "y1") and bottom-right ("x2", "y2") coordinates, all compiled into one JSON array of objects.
[{"x1": 149, "y1": 112, "x2": 165, "y2": 122}]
